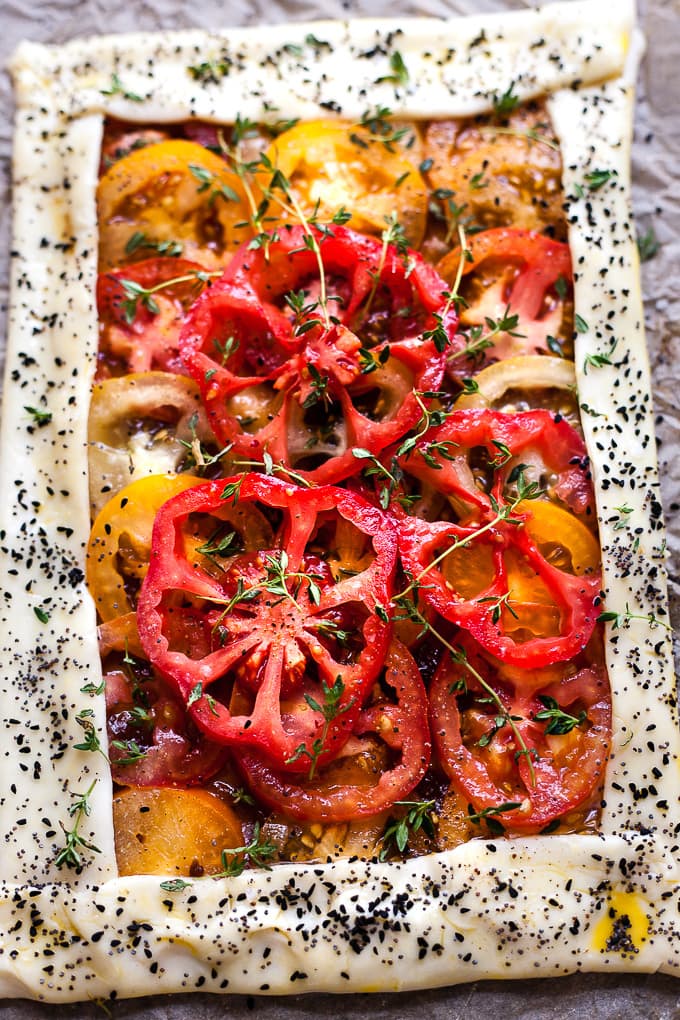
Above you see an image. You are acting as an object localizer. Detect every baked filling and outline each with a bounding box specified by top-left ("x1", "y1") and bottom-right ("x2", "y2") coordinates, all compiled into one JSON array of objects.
[{"x1": 88, "y1": 105, "x2": 611, "y2": 877}]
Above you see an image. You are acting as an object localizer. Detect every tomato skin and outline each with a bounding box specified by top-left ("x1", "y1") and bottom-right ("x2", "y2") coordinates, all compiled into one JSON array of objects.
[
  {"x1": 236, "y1": 640, "x2": 431, "y2": 823},
  {"x1": 179, "y1": 225, "x2": 453, "y2": 484},
  {"x1": 97, "y1": 258, "x2": 209, "y2": 378},
  {"x1": 430, "y1": 648, "x2": 611, "y2": 831},
  {"x1": 136, "y1": 474, "x2": 398, "y2": 772}
]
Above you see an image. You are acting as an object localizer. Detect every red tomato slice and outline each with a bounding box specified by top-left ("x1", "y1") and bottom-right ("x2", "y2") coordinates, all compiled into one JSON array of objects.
[
  {"x1": 397, "y1": 406, "x2": 596, "y2": 521},
  {"x1": 430, "y1": 647, "x2": 611, "y2": 831},
  {"x1": 179, "y1": 225, "x2": 453, "y2": 484},
  {"x1": 97, "y1": 258, "x2": 211, "y2": 378},
  {"x1": 105, "y1": 669, "x2": 228, "y2": 788},
  {"x1": 438, "y1": 227, "x2": 573, "y2": 369},
  {"x1": 236, "y1": 640, "x2": 431, "y2": 823},
  {"x1": 395, "y1": 409, "x2": 600, "y2": 668},
  {"x1": 136, "y1": 474, "x2": 397, "y2": 772},
  {"x1": 399, "y1": 512, "x2": 600, "y2": 669}
]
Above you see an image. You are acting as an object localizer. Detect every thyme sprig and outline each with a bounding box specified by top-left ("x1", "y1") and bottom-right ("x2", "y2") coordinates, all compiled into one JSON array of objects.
[
  {"x1": 118, "y1": 270, "x2": 221, "y2": 325},
  {"x1": 534, "y1": 696, "x2": 586, "y2": 736},
  {"x1": 394, "y1": 466, "x2": 544, "y2": 604},
  {"x1": 215, "y1": 822, "x2": 278, "y2": 877},
  {"x1": 54, "y1": 779, "x2": 101, "y2": 869},
  {"x1": 479, "y1": 125, "x2": 559, "y2": 151},
  {"x1": 448, "y1": 647, "x2": 537, "y2": 787},
  {"x1": 597, "y1": 603, "x2": 671, "y2": 632},
  {"x1": 448, "y1": 306, "x2": 524, "y2": 364},
  {"x1": 422, "y1": 223, "x2": 468, "y2": 352}
]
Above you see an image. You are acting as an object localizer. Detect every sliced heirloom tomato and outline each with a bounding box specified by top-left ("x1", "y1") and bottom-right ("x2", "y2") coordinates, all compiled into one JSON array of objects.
[
  {"x1": 87, "y1": 371, "x2": 216, "y2": 516},
  {"x1": 137, "y1": 474, "x2": 397, "y2": 773},
  {"x1": 399, "y1": 506, "x2": 601, "y2": 669},
  {"x1": 88, "y1": 471, "x2": 274, "y2": 656},
  {"x1": 236, "y1": 640, "x2": 431, "y2": 823},
  {"x1": 396, "y1": 406, "x2": 595, "y2": 521},
  {"x1": 113, "y1": 787, "x2": 243, "y2": 876},
  {"x1": 97, "y1": 139, "x2": 251, "y2": 271},
  {"x1": 260, "y1": 119, "x2": 428, "y2": 248},
  {"x1": 180, "y1": 225, "x2": 453, "y2": 484},
  {"x1": 454, "y1": 355, "x2": 579, "y2": 431},
  {"x1": 396, "y1": 409, "x2": 601, "y2": 669},
  {"x1": 423, "y1": 101, "x2": 566, "y2": 247},
  {"x1": 430, "y1": 647, "x2": 611, "y2": 831},
  {"x1": 105, "y1": 669, "x2": 229, "y2": 788},
  {"x1": 96, "y1": 257, "x2": 211, "y2": 378},
  {"x1": 438, "y1": 228, "x2": 573, "y2": 370}
]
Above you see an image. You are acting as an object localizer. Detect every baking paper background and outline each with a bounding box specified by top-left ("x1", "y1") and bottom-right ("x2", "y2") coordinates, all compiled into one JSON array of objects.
[{"x1": 0, "y1": 0, "x2": 678, "y2": 1016}]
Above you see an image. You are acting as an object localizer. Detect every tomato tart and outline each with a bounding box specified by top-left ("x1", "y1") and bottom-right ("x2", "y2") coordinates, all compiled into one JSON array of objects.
[{"x1": 2, "y1": 0, "x2": 679, "y2": 1002}]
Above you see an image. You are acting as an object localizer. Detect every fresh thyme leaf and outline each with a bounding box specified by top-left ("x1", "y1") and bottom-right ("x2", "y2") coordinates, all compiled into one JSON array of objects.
[
  {"x1": 637, "y1": 227, "x2": 660, "y2": 263},
  {"x1": 110, "y1": 738, "x2": 147, "y2": 765},
  {"x1": 124, "y1": 231, "x2": 183, "y2": 257},
  {"x1": 467, "y1": 801, "x2": 522, "y2": 825},
  {"x1": 100, "y1": 72, "x2": 143, "y2": 102},
  {"x1": 220, "y1": 476, "x2": 244, "y2": 505},
  {"x1": 469, "y1": 171, "x2": 488, "y2": 190},
  {"x1": 546, "y1": 335, "x2": 565, "y2": 357},
  {"x1": 379, "y1": 800, "x2": 436, "y2": 860},
  {"x1": 187, "y1": 682, "x2": 203, "y2": 707},
  {"x1": 55, "y1": 779, "x2": 101, "y2": 869},
  {"x1": 493, "y1": 82, "x2": 520, "y2": 115},
  {"x1": 534, "y1": 695, "x2": 586, "y2": 735},
  {"x1": 24, "y1": 405, "x2": 52, "y2": 426},
  {"x1": 215, "y1": 822, "x2": 277, "y2": 876},
  {"x1": 376, "y1": 51, "x2": 409, "y2": 87},
  {"x1": 584, "y1": 169, "x2": 615, "y2": 191},
  {"x1": 187, "y1": 59, "x2": 231, "y2": 83},
  {"x1": 583, "y1": 338, "x2": 618, "y2": 373},
  {"x1": 285, "y1": 676, "x2": 354, "y2": 779},
  {"x1": 34, "y1": 606, "x2": 50, "y2": 623},
  {"x1": 160, "y1": 878, "x2": 192, "y2": 892}
]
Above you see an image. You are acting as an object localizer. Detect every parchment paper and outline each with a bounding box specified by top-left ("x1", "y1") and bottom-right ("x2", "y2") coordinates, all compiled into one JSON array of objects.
[{"x1": 1, "y1": 0, "x2": 679, "y2": 1016}]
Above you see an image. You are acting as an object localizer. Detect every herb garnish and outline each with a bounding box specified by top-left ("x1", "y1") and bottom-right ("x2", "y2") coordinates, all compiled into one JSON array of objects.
[
  {"x1": 54, "y1": 779, "x2": 101, "y2": 869},
  {"x1": 379, "y1": 800, "x2": 436, "y2": 860}
]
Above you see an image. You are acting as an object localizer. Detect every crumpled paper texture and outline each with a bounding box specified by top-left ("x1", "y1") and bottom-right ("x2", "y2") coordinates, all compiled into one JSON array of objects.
[{"x1": 0, "y1": 0, "x2": 678, "y2": 1016}]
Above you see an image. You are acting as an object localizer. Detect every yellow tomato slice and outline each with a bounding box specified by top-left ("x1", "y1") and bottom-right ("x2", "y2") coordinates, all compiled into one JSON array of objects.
[
  {"x1": 519, "y1": 499, "x2": 601, "y2": 577},
  {"x1": 87, "y1": 471, "x2": 276, "y2": 623},
  {"x1": 97, "y1": 139, "x2": 251, "y2": 270},
  {"x1": 261, "y1": 120, "x2": 427, "y2": 248},
  {"x1": 439, "y1": 499, "x2": 600, "y2": 642},
  {"x1": 113, "y1": 787, "x2": 244, "y2": 877},
  {"x1": 455, "y1": 355, "x2": 578, "y2": 428},
  {"x1": 87, "y1": 371, "x2": 214, "y2": 517},
  {"x1": 87, "y1": 473, "x2": 204, "y2": 621}
]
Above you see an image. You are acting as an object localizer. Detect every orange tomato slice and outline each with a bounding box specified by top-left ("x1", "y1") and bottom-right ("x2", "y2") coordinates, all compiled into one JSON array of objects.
[
  {"x1": 261, "y1": 119, "x2": 427, "y2": 248},
  {"x1": 113, "y1": 787, "x2": 243, "y2": 877},
  {"x1": 87, "y1": 473, "x2": 204, "y2": 621},
  {"x1": 97, "y1": 139, "x2": 251, "y2": 270}
]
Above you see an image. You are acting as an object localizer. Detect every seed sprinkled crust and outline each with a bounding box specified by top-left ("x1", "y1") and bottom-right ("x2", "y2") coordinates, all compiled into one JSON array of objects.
[{"x1": 2, "y1": 0, "x2": 679, "y2": 1002}]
